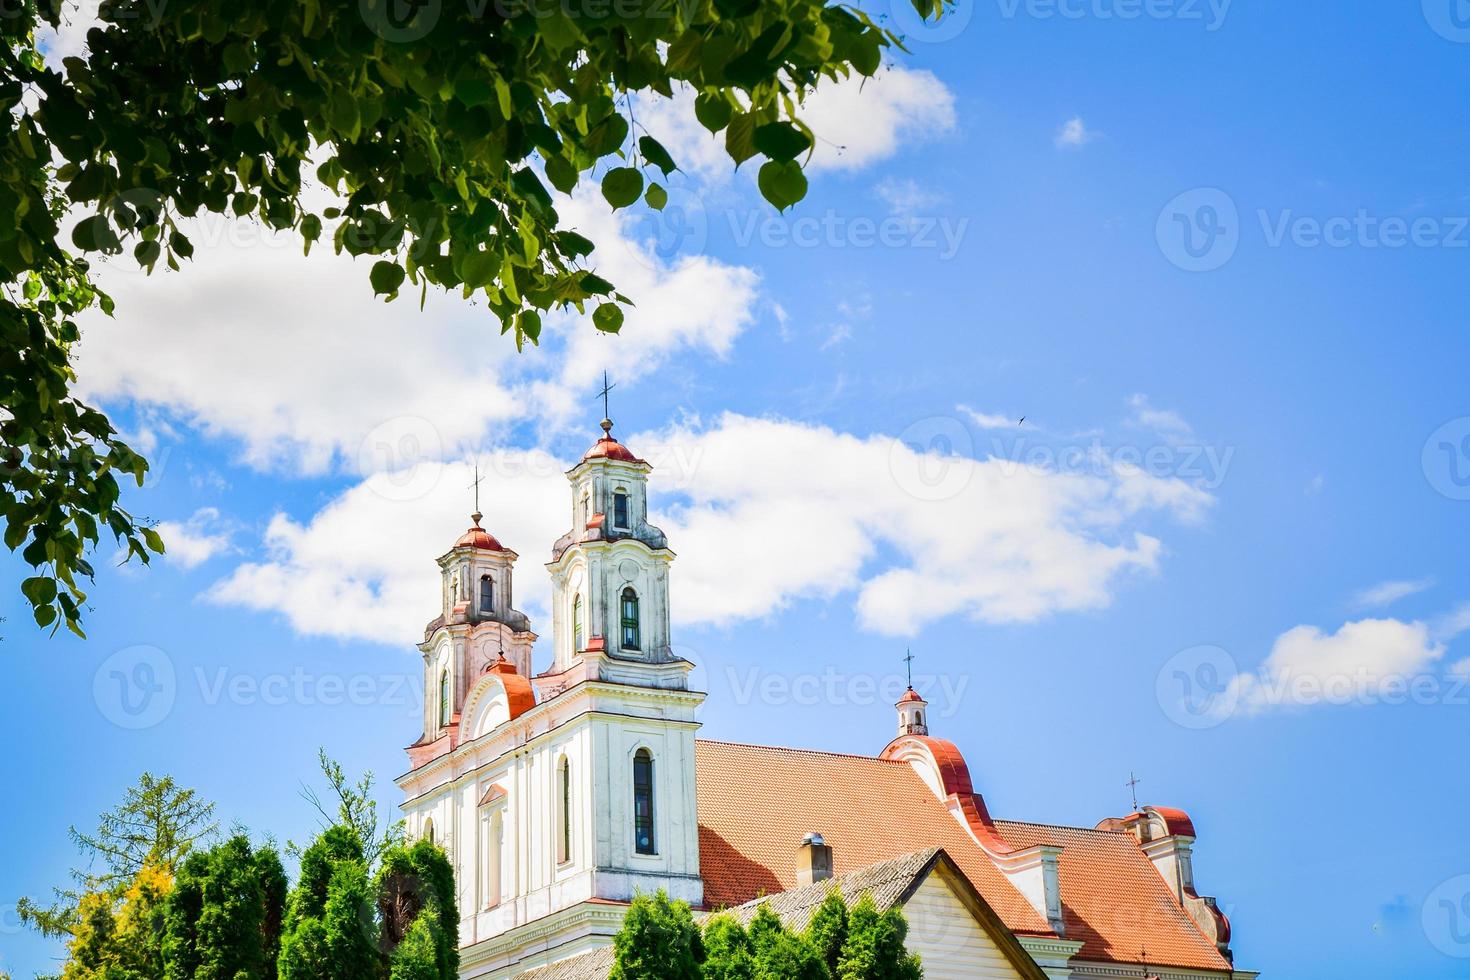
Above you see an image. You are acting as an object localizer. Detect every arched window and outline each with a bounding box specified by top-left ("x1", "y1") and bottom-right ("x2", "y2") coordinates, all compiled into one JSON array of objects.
[
  {"x1": 613, "y1": 489, "x2": 629, "y2": 529},
  {"x1": 557, "y1": 757, "x2": 572, "y2": 865},
  {"x1": 582, "y1": 491, "x2": 591, "y2": 525},
  {"x1": 573, "y1": 595, "x2": 584, "y2": 652},
  {"x1": 633, "y1": 749, "x2": 655, "y2": 855},
  {"x1": 479, "y1": 574, "x2": 494, "y2": 615},
  {"x1": 620, "y1": 588, "x2": 640, "y2": 650},
  {"x1": 438, "y1": 668, "x2": 451, "y2": 728},
  {"x1": 423, "y1": 817, "x2": 435, "y2": 844}
]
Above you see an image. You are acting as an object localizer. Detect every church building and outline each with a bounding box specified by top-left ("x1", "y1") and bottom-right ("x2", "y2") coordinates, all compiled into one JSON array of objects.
[{"x1": 395, "y1": 417, "x2": 1256, "y2": 980}]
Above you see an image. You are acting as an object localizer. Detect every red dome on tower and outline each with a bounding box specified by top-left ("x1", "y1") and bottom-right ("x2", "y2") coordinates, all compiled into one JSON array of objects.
[
  {"x1": 581, "y1": 418, "x2": 645, "y2": 464},
  {"x1": 455, "y1": 515, "x2": 506, "y2": 552}
]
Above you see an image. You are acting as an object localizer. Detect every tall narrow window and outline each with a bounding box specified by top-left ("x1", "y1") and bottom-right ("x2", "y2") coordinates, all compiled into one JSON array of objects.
[
  {"x1": 557, "y1": 758, "x2": 572, "y2": 865},
  {"x1": 613, "y1": 490, "x2": 629, "y2": 529},
  {"x1": 439, "y1": 668, "x2": 451, "y2": 728},
  {"x1": 479, "y1": 575, "x2": 494, "y2": 615},
  {"x1": 620, "y1": 588, "x2": 640, "y2": 650},
  {"x1": 573, "y1": 595, "x2": 584, "y2": 652},
  {"x1": 423, "y1": 817, "x2": 435, "y2": 844},
  {"x1": 633, "y1": 749, "x2": 655, "y2": 855},
  {"x1": 582, "y1": 492, "x2": 591, "y2": 525}
]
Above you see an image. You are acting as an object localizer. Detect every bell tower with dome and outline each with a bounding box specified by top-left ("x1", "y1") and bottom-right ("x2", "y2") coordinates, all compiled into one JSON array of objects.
[
  {"x1": 543, "y1": 415, "x2": 687, "y2": 691},
  {"x1": 397, "y1": 410, "x2": 704, "y2": 979},
  {"x1": 417, "y1": 508, "x2": 537, "y2": 745}
]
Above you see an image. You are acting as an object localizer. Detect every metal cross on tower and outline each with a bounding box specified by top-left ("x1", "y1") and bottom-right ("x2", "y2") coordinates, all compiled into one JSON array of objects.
[
  {"x1": 904, "y1": 648, "x2": 915, "y2": 689},
  {"x1": 597, "y1": 371, "x2": 616, "y2": 425},
  {"x1": 468, "y1": 461, "x2": 484, "y2": 524},
  {"x1": 1127, "y1": 771, "x2": 1142, "y2": 812}
]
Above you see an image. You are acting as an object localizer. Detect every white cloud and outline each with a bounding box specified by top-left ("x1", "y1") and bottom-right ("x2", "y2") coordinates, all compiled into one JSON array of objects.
[
  {"x1": 156, "y1": 508, "x2": 234, "y2": 569},
  {"x1": 1352, "y1": 578, "x2": 1434, "y2": 610},
  {"x1": 1448, "y1": 657, "x2": 1470, "y2": 679},
  {"x1": 1431, "y1": 601, "x2": 1470, "y2": 643},
  {"x1": 1054, "y1": 116, "x2": 1096, "y2": 150},
  {"x1": 637, "y1": 414, "x2": 1209, "y2": 635},
  {"x1": 639, "y1": 66, "x2": 956, "y2": 182},
  {"x1": 801, "y1": 66, "x2": 956, "y2": 172},
  {"x1": 75, "y1": 188, "x2": 758, "y2": 476},
  {"x1": 212, "y1": 414, "x2": 1211, "y2": 645},
  {"x1": 211, "y1": 456, "x2": 570, "y2": 646},
  {"x1": 1127, "y1": 393, "x2": 1193, "y2": 443},
  {"x1": 957, "y1": 405, "x2": 1017, "y2": 430},
  {"x1": 874, "y1": 177, "x2": 945, "y2": 216},
  {"x1": 1229, "y1": 618, "x2": 1446, "y2": 714}
]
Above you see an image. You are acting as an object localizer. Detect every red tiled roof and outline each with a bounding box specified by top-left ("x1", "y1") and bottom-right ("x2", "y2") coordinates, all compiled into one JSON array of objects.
[
  {"x1": 693, "y1": 740, "x2": 1051, "y2": 934},
  {"x1": 898, "y1": 687, "x2": 925, "y2": 704},
  {"x1": 995, "y1": 821, "x2": 1231, "y2": 972}
]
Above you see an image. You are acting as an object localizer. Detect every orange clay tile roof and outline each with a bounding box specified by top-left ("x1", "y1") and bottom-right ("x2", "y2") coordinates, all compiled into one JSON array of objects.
[
  {"x1": 693, "y1": 740, "x2": 1052, "y2": 935},
  {"x1": 995, "y1": 821, "x2": 1231, "y2": 973}
]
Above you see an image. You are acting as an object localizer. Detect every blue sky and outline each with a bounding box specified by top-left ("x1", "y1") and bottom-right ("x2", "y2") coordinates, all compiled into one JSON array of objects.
[{"x1": 5, "y1": 3, "x2": 1470, "y2": 978}]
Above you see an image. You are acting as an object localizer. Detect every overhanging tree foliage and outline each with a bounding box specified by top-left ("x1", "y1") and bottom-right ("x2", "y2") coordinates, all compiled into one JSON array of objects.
[{"x1": 1, "y1": 0, "x2": 952, "y2": 636}]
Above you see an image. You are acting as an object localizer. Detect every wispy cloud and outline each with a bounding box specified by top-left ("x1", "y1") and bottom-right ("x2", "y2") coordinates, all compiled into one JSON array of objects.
[
  {"x1": 957, "y1": 405, "x2": 1020, "y2": 430},
  {"x1": 1352, "y1": 578, "x2": 1434, "y2": 610},
  {"x1": 1055, "y1": 116, "x2": 1098, "y2": 150},
  {"x1": 1127, "y1": 393, "x2": 1193, "y2": 443}
]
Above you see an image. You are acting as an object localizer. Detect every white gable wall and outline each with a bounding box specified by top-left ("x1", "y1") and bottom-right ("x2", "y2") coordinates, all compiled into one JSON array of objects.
[{"x1": 903, "y1": 874, "x2": 1030, "y2": 980}]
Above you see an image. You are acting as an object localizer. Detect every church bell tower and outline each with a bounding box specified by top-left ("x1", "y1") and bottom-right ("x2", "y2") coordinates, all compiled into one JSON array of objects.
[{"x1": 545, "y1": 414, "x2": 686, "y2": 690}]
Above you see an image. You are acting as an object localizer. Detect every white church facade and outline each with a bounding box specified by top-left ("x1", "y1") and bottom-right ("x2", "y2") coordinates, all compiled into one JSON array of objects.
[{"x1": 396, "y1": 418, "x2": 1257, "y2": 980}]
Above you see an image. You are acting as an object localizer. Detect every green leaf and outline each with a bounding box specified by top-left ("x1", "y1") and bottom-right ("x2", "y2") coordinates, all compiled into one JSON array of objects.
[
  {"x1": 601, "y1": 167, "x2": 644, "y2": 209},
  {"x1": 754, "y1": 122, "x2": 813, "y2": 163},
  {"x1": 21, "y1": 576, "x2": 57, "y2": 606},
  {"x1": 518, "y1": 309, "x2": 542, "y2": 342},
  {"x1": 593, "y1": 302, "x2": 624, "y2": 333},
  {"x1": 462, "y1": 250, "x2": 498, "y2": 288},
  {"x1": 545, "y1": 153, "x2": 578, "y2": 193},
  {"x1": 695, "y1": 92, "x2": 734, "y2": 133},
  {"x1": 370, "y1": 260, "x2": 407, "y2": 298},
  {"x1": 757, "y1": 160, "x2": 808, "y2": 210},
  {"x1": 645, "y1": 182, "x2": 668, "y2": 210},
  {"x1": 559, "y1": 231, "x2": 595, "y2": 258},
  {"x1": 725, "y1": 112, "x2": 759, "y2": 166},
  {"x1": 580, "y1": 272, "x2": 615, "y2": 294},
  {"x1": 638, "y1": 135, "x2": 677, "y2": 176}
]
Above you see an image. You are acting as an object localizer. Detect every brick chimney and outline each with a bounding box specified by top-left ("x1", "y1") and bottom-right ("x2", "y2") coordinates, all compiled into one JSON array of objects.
[{"x1": 796, "y1": 832, "x2": 833, "y2": 886}]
